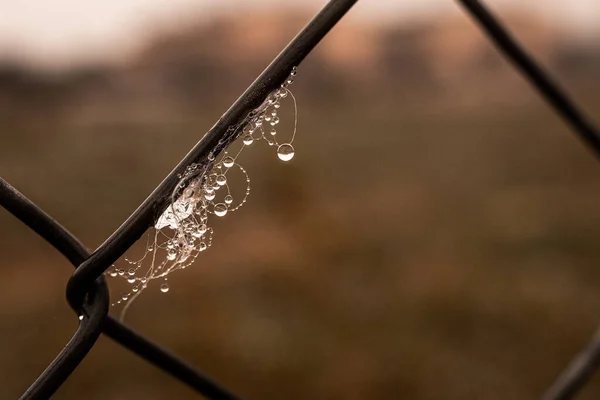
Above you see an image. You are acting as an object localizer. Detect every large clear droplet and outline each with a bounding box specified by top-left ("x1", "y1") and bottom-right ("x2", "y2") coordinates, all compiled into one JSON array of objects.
[
  {"x1": 222, "y1": 156, "x2": 234, "y2": 168},
  {"x1": 277, "y1": 143, "x2": 295, "y2": 162},
  {"x1": 204, "y1": 191, "x2": 216, "y2": 201},
  {"x1": 216, "y1": 175, "x2": 227, "y2": 186},
  {"x1": 214, "y1": 203, "x2": 228, "y2": 217},
  {"x1": 109, "y1": 270, "x2": 118, "y2": 278},
  {"x1": 224, "y1": 195, "x2": 233, "y2": 205},
  {"x1": 160, "y1": 283, "x2": 170, "y2": 293},
  {"x1": 243, "y1": 135, "x2": 254, "y2": 146},
  {"x1": 167, "y1": 249, "x2": 177, "y2": 260}
]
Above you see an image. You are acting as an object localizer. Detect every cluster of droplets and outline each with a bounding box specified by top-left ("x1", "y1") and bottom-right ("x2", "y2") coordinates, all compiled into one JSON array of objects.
[{"x1": 107, "y1": 67, "x2": 299, "y2": 317}]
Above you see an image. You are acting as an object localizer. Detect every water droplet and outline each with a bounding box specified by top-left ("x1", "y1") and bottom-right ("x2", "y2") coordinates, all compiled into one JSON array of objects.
[
  {"x1": 199, "y1": 224, "x2": 207, "y2": 234},
  {"x1": 183, "y1": 188, "x2": 194, "y2": 198},
  {"x1": 243, "y1": 135, "x2": 254, "y2": 146},
  {"x1": 277, "y1": 143, "x2": 295, "y2": 161},
  {"x1": 128, "y1": 268, "x2": 135, "y2": 276},
  {"x1": 265, "y1": 115, "x2": 272, "y2": 122},
  {"x1": 148, "y1": 246, "x2": 153, "y2": 252},
  {"x1": 127, "y1": 277, "x2": 136, "y2": 284},
  {"x1": 216, "y1": 175, "x2": 227, "y2": 186},
  {"x1": 160, "y1": 283, "x2": 170, "y2": 293},
  {"x1": 199, "y1": 242, "x2": 207, "y2": 251},
  {"x1": 122, "y1": 295, "x2": 129, "y2": 301},
  {"x1": 224, "y1": 195, "x2": 233, "y2": 205},
  {"x1": 78, "y1": 314, "x2": 84, "y2": 321},
  {"x1": 117, "y1": 269, "x2": 125, "y2": 276},
  {"x1": 167, "y1": 249, "x2": 177, "y2": 260},
  {"x1": 132, "y1": 286, "x2": 139, "y2": 293},
  {"x1": 109, "y1": 270, "x2": 118, "y2": 278},
  {"x1": 208, "y1": 152, "x2": 215, "y2": 161},
  {"x1": 279, "y1": 90, "x2": 288, "y2": 98},
  {"x1": 270, "y1": 116, "x2": 280, "y2": 126},
  {"x1": 222, "y1": 156, "x2": 234, "y2": 168},
  {"x1": 204, "y1": 191, "x2": 216, "y2": 201},
  {"x1": 214, "y1": 203, "x2": 228, "y2": 217},
  {"x1": 274, "y1": 103, "x2": 281, "y2": 109},
  {"x1": 270, "y1": 129, "x2": 277, "y2": 136}
]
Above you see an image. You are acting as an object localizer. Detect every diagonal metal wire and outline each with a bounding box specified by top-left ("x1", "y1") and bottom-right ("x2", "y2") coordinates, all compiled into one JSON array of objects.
[
  {"x1": 457, "y1": 0, "x2": 600, "y2": 159},
  {"x1": 457, "y1": 1, "x2": 600, "y2": 399},
  {"x1": 541, "y1": 327, "x2": 600, "y2": 400},
  {"x1": 66, "y1": 0, "x2": 359, "y2": 314},
  {"x1": 0, "y1": 178, "x2": 239, "y2": 400}
]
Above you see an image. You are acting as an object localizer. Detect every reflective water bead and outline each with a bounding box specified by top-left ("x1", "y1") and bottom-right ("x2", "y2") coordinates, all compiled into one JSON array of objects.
[
  {"x1": 243, "y1": 135, "x2": 254, "y2": 146},
  {"x1": 204, "y1": 191, "x2": 216, "y2": 201},
  {"x1": 167, "y1": 249, "x2": 177, "y2": 260},
  {"x1": 127, "y1": 277, "x2": 136, "y2": 284},
  {"x1": 128, "y1": 268, "x2": 135, "y2": 276},
  {"x1": 216, "y1": 175, "x2": 227, "y2": 186},
  {"x1": 132, "y1": 286, "x2": 139, "y2": 293},
  {"x1": 222, "y1": 156, "x2": 234, "y2": 168},
  {"x1": 160, "y1": 283, "x2": 170, "y2": 293},
  {"x1": 199, "y1": 242, "x2": 207, "y2": 251},
  {"x1": 117, "y1": 269, "x2": 125, "y2": 276},
  {"x1": 274, "y1": 103, "x2": 281, "y2": 109},
  {"x1": 270, "y1": 129, "x2": 277, "y2": 136},
  {"x1": 192, "y1": 228, "x2": 203, "y2": 238},
  {"x1": 265, "y1": 115, "x2": 271, "y2": 122},
  {"x1": 270, "y1": 116, "x2": 280, "y2": 126},
  {"x1": 277, "y1": 143, "x2": 295, "y2": 161},
  {"x1": 109, "y1": 270, "x2": 118, "y2": 278},
  {"x1": 224, "y1": 195, "x2": 233, "y2": 205},
  {"x1": 214, "y1": 203, "x2": 228, "y2": 217},
  {"x1": 208, "y1": 152, "x2": 215, "y2": 161}
]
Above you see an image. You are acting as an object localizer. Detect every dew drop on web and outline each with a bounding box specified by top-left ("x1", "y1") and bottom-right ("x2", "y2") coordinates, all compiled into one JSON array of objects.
[{"x1": 277, "y1": 143, "x2": 295, "y2": 161}]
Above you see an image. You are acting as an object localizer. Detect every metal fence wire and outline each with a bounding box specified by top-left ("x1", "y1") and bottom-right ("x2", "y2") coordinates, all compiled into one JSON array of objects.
[{"x1": 1, "y1": 0, "x2": 599, "y2": 399}]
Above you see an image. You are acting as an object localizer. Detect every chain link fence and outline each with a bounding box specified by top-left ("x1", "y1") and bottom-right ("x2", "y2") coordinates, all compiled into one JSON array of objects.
[{"x1": 0, "y1": 1, "x2": 598, "y2": 399}]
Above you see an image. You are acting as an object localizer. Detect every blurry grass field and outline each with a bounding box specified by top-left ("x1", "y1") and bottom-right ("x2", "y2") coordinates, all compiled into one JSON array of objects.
[{"x1": 1, "y1": 83, "x2": 600, "y2": 399}]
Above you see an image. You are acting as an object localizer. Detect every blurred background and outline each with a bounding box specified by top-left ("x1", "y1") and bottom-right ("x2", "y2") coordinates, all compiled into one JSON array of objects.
[{"x1": 1, "y1": 0, "x2": 600, "y2": 399}]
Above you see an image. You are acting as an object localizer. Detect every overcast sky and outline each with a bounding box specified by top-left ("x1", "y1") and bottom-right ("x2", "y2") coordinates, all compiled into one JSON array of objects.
[{"x1": 0, "y1": 0, "x2": 598, "y2": 69}]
